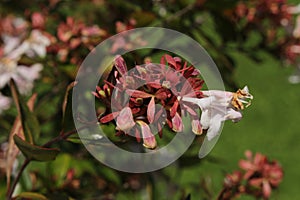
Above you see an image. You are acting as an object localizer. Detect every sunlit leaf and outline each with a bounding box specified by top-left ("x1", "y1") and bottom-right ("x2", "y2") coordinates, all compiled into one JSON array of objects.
[
  {"x1": 66, "y1": 136, "x2": 82, "y2": 144},
  {"x1": 13, "y1": 135, "x2": 60, "y2": 162}
]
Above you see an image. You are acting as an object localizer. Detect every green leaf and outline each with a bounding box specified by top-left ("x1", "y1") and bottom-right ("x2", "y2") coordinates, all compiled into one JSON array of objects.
[
  {"x1": 13, "y1": 135, "x2": 60, "y2": 162},
  {"x1": 66, "y1": 136, "x2": 82, "y2": 144},
  {"x1": 16, "y1": 192, "x2": 48, "y2": 200},
  {"x1": 10, "y1": 79, "x2": 40, "y2": 144}
]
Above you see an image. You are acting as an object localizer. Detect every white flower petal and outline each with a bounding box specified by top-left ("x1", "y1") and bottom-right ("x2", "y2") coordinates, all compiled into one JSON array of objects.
[
  {"x1": 31, "y1": 43, "x2": 47, "y2": 57},
  {"x1": 200, "y1": 109, "x2": 210, "y2": 129},
  {"x1": 225, "y1": 108, "x2": 242, "y2": 122},
  {"x1": 0, "y1": 73, "x2": 13, "y2": 89},
  {"x1": 182, "y1": 96, "x2": 215, "y2": 110},
  {"x1": 242, "y1": 85, "x2": 249, "y2": 93},
  {"x1": 2, "y1": 35, "x2": 21, "y2": 55},
  {"x1": 202, "y1": 90, "x2": 233, "y2": 100},
  {"x1": 206, "y1": 113, "x2": 223, "y2": 141},
  {"x1": 17, "y1": 64, "x2": 43, "y2": 81},
  {"x1": 13, "y1": 64, "x2": 43, "y2": 94}
]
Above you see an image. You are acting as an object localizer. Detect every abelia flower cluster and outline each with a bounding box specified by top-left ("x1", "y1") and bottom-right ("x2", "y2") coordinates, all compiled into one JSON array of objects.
[
  {"x1": 94, "y1": 55, "x2": 252, "y2": 149},
  {"x1": 219, "y1": 150, "x2": 283, "y2": 200}
]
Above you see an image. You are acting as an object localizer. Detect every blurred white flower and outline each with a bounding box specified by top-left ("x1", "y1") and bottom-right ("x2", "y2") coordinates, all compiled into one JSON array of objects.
[
  {"x1": 0, "y1": 29, "x2": 48, "y2": 95},
  {"x1": 1, "y1": 29, "x2": 50, "y2": 60},
  {"x1": 24, "y1": 30, "x2": 50, "y2": 57},
  {"x1": 0, "y1": 92, "x2": 11, "y2": 114},
  {"x1": 0, "y1": 58, "x2": 43, "y2": 94},
  {"x1": 1, "y1": 35, "x2": 22, "y2": 57},
  {"x1": 9, "y1": 30, "x2": 50, "y2": 58}
]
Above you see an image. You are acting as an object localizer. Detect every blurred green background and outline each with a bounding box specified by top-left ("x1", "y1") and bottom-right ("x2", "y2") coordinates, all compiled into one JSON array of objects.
[{"x1": 1, "y1": 0, "x2": 300, "y2": 199}]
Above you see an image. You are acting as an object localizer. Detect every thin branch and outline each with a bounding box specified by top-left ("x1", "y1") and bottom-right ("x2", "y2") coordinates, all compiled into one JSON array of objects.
[
  {"x1": 42, "y1": 125, "x2": 89, "y2": 148},
  {"x1": 152, "y1": 3, "x2": 197, "y2": 26},
  {"x1": 165, "y1": 3, "x2": 195, "y2": 23},
  {"x1": 6, "y1": 159, "x2": 30, "y2": 200}
]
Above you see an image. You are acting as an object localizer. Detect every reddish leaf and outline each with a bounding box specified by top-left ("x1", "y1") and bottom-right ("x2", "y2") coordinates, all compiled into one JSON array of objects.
[
  {"x1": 135, "y1": 128, "x2": 141, "y2": 143},
  {"x1": 147, "y1": 82, "x2": 162, "y2": 89},
  {"x1": 170, "y1": 100, "x2": 179, "y2": 118},
  {"x1": 184, "y1": 104, "x2": 198, "y2": 116},
  {"x1": 100, "y1": 112, "x2": 119, "y2": 123},
  {"x1": 126, "y1": 89, "x2": 153, "y2": 98},
  {"x1": 116, "y1": 107, "x2": 135, "y2": 132},
  {"x1": 114, "y1": 55, "x2": 127, "y2": 75},
  {"x1": 164, "y1": 54, "x2": 176, "y2": 68},
  {"x1": 147, "y1": 97, "x2": 155, "y2": 123},
  {"x1": 155, "y1": 88, "x2": 169, "y2": 100},
  {"x1": 131, "y1": 107, "x2": 141, "y2": 114}
]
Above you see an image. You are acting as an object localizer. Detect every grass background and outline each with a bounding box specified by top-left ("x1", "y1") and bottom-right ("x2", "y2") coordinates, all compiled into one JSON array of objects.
[{"x1": 172, "y1": 50, "x2": 300, "y2": 199}]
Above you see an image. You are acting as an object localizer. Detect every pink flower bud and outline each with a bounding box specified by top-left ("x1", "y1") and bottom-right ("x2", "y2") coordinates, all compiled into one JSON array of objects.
[
  {"x1": 172, "y1": 112, "x2": 183, "y2": 132},
  {"x1": 137, "y1": 121, "x2": 157, "y2": 149},
  {"x1": 262, "y1": 180, "x2": 272, "y2": 199},
  {"x1": 192, "y1": 119, "x2": 202, "y2": 135},
  {"x1": 31, "y1": 12, "x2": 45, "y2": 29}
]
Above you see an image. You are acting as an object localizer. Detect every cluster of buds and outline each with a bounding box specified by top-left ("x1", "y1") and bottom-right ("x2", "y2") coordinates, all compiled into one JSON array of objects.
[
  {"x1": 110, "y1": 19, "x2": 147, "y2": 54},
  {"x1": 231, "y1": 0, "x2": 300, "y2": 83},
  {"x1": 233, "y1": 0, "x2": 292, "y2": 26},
  {"x1": 47, "y1": 17, "x2": 107, "y2": 64},
  {"x1": 231, "y1": 0, "x2": 293, "y2": 46},
  {"x1": 219, "y1": 150, "x2": 283, "y2": 200},
  {"x1": 94, "y1": 54, "x2": 252, "y2": 149}
]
